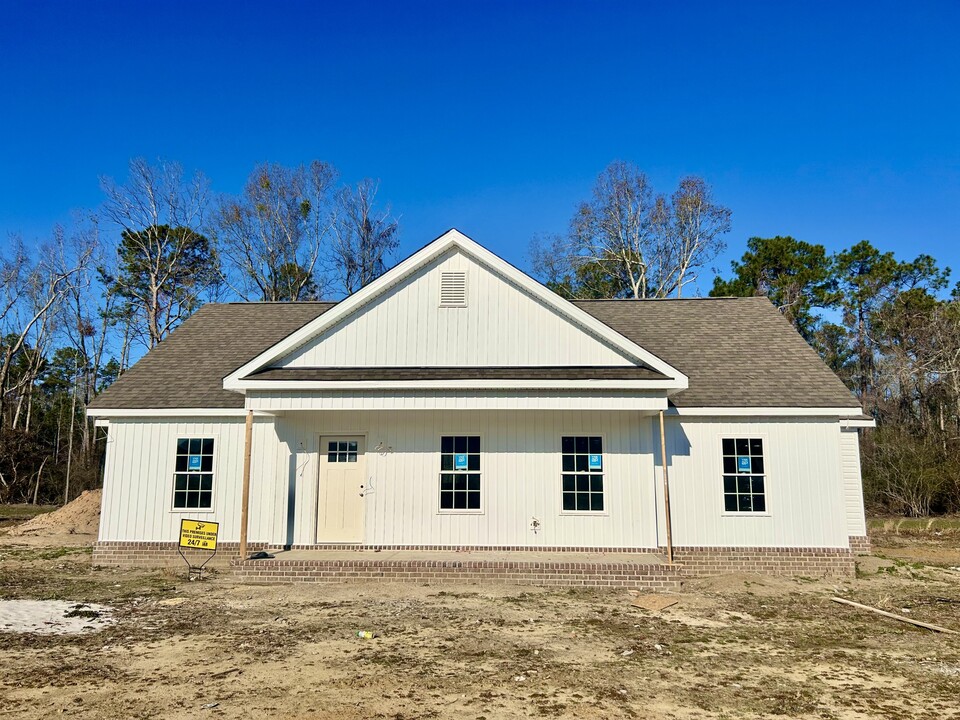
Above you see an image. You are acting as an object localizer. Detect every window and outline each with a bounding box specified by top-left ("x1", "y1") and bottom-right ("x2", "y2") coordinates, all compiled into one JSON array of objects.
[
  {"x1": 327, "y1": 440, "x2": 358, "y2": 463},
  {"x1": 173, "y1": 438, "x2": 214, "y2": 510},
  {"x1": 439, "y1": 436, "x2": 480, "y2": 510},
  {"x1": 722, "y1": 438, "x2": 766, "y2": 513},
  {"x1": 562, "y1": 436, "x2": 604, "y2": 512}
]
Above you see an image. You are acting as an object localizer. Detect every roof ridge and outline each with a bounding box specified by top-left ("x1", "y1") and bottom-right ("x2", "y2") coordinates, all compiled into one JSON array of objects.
[{"x1": 571, "y1": 296, "x2": 768, "y2": 302}]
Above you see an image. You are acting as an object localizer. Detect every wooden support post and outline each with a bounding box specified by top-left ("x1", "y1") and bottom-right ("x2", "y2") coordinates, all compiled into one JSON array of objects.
[
  {"x1": 239, "y1": 409, "x2": 254, "y2": 560},
  {"x1": 658, "y1": 410, "x2": 674, "y2": 564}
]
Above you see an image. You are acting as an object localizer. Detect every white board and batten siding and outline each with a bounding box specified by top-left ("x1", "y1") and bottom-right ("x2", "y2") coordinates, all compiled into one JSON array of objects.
[
  {"x1": 660, "y1": 417, "x2": 852, "y2": 549},
  {"x1": 99, "y1": 410, "x2": 858, "y2": 551},
  {"x1": 839, "y1": 428, "x2": 867, "y2": 537},
  {"x1": 99, "y1": 410, "x2": 661, "y2": 549},
  {"x1": 272, "y1": 410, "x2": 659, "y2": 549},
  {"x1": 276, "y1": 248, "x2": 636, "y2": 368},
  {"x1": 98, "y1": 416, "x2": 283, "y2": 544}
]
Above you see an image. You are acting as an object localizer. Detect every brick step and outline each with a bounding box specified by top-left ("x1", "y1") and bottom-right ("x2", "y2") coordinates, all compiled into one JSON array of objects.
[{"x1": 230, "y1": 557, "x2": 684, "y2": 590}]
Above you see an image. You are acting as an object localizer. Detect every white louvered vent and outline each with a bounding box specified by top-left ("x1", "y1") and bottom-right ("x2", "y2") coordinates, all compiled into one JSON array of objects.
[{"x1": 439, "y1": 271, "x2": 467, "y2": 307}]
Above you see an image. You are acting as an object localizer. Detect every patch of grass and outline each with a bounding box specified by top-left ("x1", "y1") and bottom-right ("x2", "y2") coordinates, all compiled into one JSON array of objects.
[
  {"x1": 868, "y1": 516, "x2": 960, "y2": 533},
  {"x1": 0, "y1": 503, "x2": 58, "y2": 520}
]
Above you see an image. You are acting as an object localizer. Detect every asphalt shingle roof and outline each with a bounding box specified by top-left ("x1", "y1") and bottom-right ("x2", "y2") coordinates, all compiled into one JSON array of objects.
[
  {"x1": 90, "y1": 296, "x2": 858, "y2": 411},
  {"x1": 574, "y1": 297, "x2": 858, "y2": 408},
  {"x1": 89, "y1": 302, "x2": 335, "y2": 410}
]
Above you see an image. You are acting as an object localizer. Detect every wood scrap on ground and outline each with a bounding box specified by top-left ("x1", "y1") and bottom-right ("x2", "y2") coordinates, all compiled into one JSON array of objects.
[
  {"x1": 831, "y1": 597, "x2": 959, "y2": 635},
  {"x1": 631, "y1": 594, "x2": 680, "y2": 612}
]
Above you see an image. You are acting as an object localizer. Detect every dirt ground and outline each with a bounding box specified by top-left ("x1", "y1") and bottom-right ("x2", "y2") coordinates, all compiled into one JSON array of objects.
[{"x1": 0, "y1": 521, "x2": 959, "y2": 719}]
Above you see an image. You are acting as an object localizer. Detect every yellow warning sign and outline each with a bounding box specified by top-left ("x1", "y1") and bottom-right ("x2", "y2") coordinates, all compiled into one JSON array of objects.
[{"x1": 178, "y1": 519, "x2": 219, "y2": 550}]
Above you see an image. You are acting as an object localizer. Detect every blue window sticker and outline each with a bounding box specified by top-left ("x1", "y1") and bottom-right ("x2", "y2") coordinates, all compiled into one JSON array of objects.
[
  {"x1": 589, "y1": 454, "x2": 602, "y2": 470},
  {"x1": 737, "y1": 456, "x2": 751, "y2": 473},
  {"x1": 454, "y1": 453, "x2": 468, "y2": 470},
  {"x1": 188, "y1": 455, "x2": 202, "y2": 471}
]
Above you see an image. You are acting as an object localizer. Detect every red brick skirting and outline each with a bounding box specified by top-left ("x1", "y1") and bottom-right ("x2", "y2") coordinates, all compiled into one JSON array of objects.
[
  {"x1": 92, "y1": 541, "x2": 270, "y2": 568},
  {"x1": 93, "y1": 541, "x2": 856, "y2": 583},
  {"x1": 231, "y1": 558, "x2": 683, "y2": 590},
  {"x1": 848, "y1": 535, "x2": 872, "y2": 555},
  {"x1": 670, "y1": 546, "x2": 856, "y2": 578}
]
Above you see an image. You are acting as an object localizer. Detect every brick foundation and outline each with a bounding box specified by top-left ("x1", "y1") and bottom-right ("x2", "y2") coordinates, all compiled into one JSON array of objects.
[
  {"x1": 92, "y1": 541, "x2": 270, "y2": 569},
  {"x1": 93, "y1": 541, "x2": 857, "y2": 583},
  {"x1": 231, "y1": 557, "x2": 684, "y2": 590},
  {"x1": 848, "y1": 535, "x2": 872, "y2": 555},
  {"x1": 670, "y1": 546, "x2": 856, "y2": 578}
]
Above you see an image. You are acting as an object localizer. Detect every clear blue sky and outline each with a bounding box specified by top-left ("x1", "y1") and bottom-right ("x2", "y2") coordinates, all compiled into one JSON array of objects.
[{"x1": 2, "y1": 0, "x2": 958, "y2": 293}]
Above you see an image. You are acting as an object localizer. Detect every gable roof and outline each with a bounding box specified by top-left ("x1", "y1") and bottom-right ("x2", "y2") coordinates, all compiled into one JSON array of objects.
[
  {"x1": 89, "y1": 296, "x2": 859, "y2": 412},
  {"x1": 575, "y1": 297, "x2": 857, "y2": 408},
  {"x1": 222, "y1": 229, "x2": 687, "y2": 390}
]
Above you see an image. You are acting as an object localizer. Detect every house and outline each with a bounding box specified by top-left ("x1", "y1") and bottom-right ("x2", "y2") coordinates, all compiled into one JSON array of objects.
[{"x1": 87, "y1": 229, "x2": 873, "y2": 582}]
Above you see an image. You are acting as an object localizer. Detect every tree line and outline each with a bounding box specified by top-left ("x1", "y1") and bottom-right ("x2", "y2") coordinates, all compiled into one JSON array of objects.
[
  {"x1": 531, "y1": 161, "x2": 960, "y2": 517},
  {"x1": 2, "y1": 157, "x2": 956, "y2": 517},
  {"x1": 0, "y1": 158, "x2": 400, "y2": 505}
]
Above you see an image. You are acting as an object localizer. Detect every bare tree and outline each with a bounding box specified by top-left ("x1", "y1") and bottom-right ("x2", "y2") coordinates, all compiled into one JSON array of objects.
[
  {"x1": 214, "y1": 161, "x2": 337, "y2": 301},
  {"x1": 568, "y1": 161, "x2": 668, "y2": 299},
  {"x1": 331, "y1": 179, "x2": 400, "y2": 295},
  {"x1": 100, "y1": 158, "x2": 218, "y2": 348},
  {"x1": 0, "y1": 228, "x2": 93, "y2": 426},
  {"x1": 669, "y1": 176, "x2": 731, "y2": 296},
  {"x1": 532, "y1": 161, "x2": 730, "y2": 299}
]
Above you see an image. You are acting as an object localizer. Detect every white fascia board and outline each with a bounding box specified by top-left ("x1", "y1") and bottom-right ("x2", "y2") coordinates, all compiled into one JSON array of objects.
[
  {"x1": 222, "y1": 229, "x2": 689, "y2": 389},
  {"x1": 228, "y1": 378, "x2": 681, "y2": 391},
  {"x1": 666, "y1": 406, "x2": 867, "y2": 418},
  {"x1": 86, "y1": 408, "x2": 270, "y2": 419},
  {"x1": 841, "y1": 418, "x2": 877, "y2": 428}
]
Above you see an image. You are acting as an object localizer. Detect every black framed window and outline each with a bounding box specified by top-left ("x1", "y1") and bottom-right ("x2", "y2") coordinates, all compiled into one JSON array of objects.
[
  {"x1": 562, "y1": 436, "x2": 604, "y2": 512},
  {"x1": 327, "y1": 440, "x2": 358, "y2": 463},
  {"x1": 722, "y1": 438, "x2": 766, "y2": 512},
  {"x1": 439, "y1": 436, "x2": 480, "y2": 511},
  {"x1": 173, "y1": 438, "x2": 214, "y2": 510}
]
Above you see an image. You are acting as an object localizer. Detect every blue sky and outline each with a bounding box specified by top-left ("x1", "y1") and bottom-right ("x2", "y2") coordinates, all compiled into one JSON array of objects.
[{"x1": 1, "y1": 0, "x2": 958, "y2": 293}]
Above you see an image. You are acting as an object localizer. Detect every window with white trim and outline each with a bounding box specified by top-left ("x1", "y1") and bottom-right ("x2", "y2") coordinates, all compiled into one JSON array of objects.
[
  {"x1": 439, "y1": 436, "x2": 480, "y2": 510},
  {"x1": 722, "y1": 438, "x2": 766, "y2": 512},
  {"x1": 173, "y1": 438, "x2": 214, "y2": 509},
  {"x1": 562, "y1": 436, "x2": 604, "y2": 512}
]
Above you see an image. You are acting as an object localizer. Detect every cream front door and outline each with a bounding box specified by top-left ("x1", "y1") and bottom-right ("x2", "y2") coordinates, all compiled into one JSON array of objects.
[{"x1": 317, "y1": 437, "x2": 366, "y2": 543}]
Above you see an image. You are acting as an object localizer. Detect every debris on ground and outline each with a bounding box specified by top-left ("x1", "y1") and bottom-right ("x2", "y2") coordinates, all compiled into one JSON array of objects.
[
  {"x1": 6, "y1": 490, "x2": 101, "y2": 537},
  {"x1": 831, "y1": 596, "x2": 960, "y2": 634},
  {"x1": 631, "y1": 593, "x2": 680, "y2": 612},
  {"x1": 0, "y1": 600, "x2": 114, "y2": 634}
]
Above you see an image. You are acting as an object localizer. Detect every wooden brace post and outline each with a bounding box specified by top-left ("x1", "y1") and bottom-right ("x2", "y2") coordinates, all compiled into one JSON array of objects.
[
  {"x1": 239, "y1": 409, "x2": 253, "y2": 560},
  {"x1": 658, "y1": 410, "x2": 674, "y2": 564}
]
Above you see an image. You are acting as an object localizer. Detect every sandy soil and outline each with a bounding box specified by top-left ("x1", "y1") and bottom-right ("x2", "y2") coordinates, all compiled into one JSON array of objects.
[
  {"x1": 6, "y1": 491, "x2": 100, "y2": 537},
  {"x1": 0, "y1": 529, "x2": 958, "y2": 719}
]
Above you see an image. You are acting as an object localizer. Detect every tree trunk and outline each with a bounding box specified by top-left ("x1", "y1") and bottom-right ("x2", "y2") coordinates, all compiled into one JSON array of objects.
[
  {"x1": 63, "y1": 368, "x2": 78, "y2": 505},
  {"x1": 32, "y1": 456, "x2": 47, "y2": 505}
]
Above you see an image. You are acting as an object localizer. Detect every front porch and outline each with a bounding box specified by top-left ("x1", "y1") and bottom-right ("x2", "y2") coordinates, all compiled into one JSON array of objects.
[{"x1": 231, "y1": 548, "x2": 684, "y2": 590}]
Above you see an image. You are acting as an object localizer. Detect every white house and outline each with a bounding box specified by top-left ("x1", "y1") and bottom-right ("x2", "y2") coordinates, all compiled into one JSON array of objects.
[{"x1": 88, "y1": 229, "x2": 872, "y2": 581}]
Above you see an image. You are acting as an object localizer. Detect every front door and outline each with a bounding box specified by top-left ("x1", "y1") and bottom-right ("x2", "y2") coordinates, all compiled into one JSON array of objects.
[{"x1": 317, "y1": 436, "x2": 366, "y2": 543}]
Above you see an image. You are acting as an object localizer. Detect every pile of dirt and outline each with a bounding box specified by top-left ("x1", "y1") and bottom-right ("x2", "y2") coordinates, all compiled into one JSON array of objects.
[{"x1": 7, "y1": 490, "x2": 101, "y2": 537}]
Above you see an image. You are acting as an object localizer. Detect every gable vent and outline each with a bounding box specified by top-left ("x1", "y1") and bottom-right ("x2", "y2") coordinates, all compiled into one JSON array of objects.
[{"x1": 439, "y1": 271, "x2": 467, "y2": 307}]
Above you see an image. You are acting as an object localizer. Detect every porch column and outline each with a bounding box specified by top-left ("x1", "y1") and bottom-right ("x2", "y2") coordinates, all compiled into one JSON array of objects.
[
  {"x1": 239, "y1": 409, "x2": 254, "y2": 559},
  {"x1": 658, "y1": 409, "x2": 674, "y2": 564}
]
